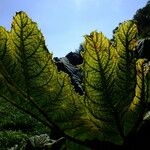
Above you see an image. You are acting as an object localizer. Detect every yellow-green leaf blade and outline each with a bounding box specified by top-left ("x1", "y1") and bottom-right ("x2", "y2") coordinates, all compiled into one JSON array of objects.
[{"x1": 82, "y1": 31, "x2": 123, "y2": 144}]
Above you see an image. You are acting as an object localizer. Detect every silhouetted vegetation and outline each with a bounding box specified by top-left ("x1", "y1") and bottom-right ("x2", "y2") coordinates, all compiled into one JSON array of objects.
[
  {"x1": 133, "y1": 1, "x2": 150, "y2": 38},
  {"x1": 0, "y1": 6, "x2": 150, "y2": 150}
]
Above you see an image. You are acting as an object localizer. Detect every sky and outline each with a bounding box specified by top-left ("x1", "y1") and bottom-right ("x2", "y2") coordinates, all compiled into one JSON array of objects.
[{"x1": 0, "y1": 0, "x2": 148, "y2": 57}]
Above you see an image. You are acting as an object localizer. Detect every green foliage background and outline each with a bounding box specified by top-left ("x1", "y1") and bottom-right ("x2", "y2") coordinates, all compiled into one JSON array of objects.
[{"x1": 0, "y1": 11, "x2": 150, "y2": 149}]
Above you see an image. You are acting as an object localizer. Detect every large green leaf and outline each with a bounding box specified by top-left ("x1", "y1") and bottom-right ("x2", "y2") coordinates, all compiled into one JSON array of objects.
[
  {"x1": 113, "y1": 21, "x2": 137, "y2": 110},
  {"x1": 81, "y1": 31, "x2": 123, "y2": 144},
  {"x1": 129, "y1": 59, "x2": 146, "y2": 111},
  {"x1": 0, "y1": 27, "x2": 10, "y2": 98},
  {"x1": 0, "y1": 12, "x2": 149, "y2": 148},
  {"x1": 123, "y1": 59, "x2": 148, "y2": 135},
  {"x1": 0, "y1": 27, "x2": 7, "y2": 59},
  {"x1": 113, "y1": 21, "x2": 148, "y2": 136},
  {"x1": 0, "y1": 12, "x2": 82, "y2": 133},
  {"x1": 80, "y1": 21, "x2": 148, "y2": 144}
]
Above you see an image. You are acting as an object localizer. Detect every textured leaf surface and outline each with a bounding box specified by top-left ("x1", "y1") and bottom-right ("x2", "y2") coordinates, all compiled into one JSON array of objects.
[
  {"x1": 0, "y1": 27, "x2": 9, "y2": 97},
  {"x1": 0, "y1": 12, "x2": 149, "y2": 147},
  {"x1": 0, "y1": 27, "x2": 7, "y2": 59},
  {"x1": 113, "y1": 21, "x2": 137, "y2": 110},
  {"x1": 0, "y1": 12, "x2": 82, "y2": 133},
  {"x1": 80, "y1": 21, "x2": 148, "y2": 144},
  {"x1": 123, "y1": 59, "x2": 147, "y2": 135},
  {"x1": 82, "y1": 31, "x2": 123, "y2": 144}
]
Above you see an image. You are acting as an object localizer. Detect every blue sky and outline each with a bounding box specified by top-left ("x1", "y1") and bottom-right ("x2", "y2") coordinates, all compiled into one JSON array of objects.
[{"x1": 0, "y1": 0, "x2": 148, "y2": 57}]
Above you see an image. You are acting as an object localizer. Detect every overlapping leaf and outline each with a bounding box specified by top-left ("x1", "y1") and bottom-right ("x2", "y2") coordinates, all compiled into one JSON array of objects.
[
  {"x1": 80, "y1": 21, "x2": 149, "y2": 144},
  {"x1": 0, "y1": 12, "x2": 82, "y2": 133},
  {"x1": 0, "y1": 27, "x2": 7, "y2": 59},
  {"x1": 113, "y1": 21, "x2": 148, "y2": 136},
  {"x1": 113, "y1": 21, "x2": 137, "y2": 110},
  {"x1": 81, "y1": 31, "x2": 123, "y2": 144},
  {"x1": 123, "y1": 59, "x2": 147, "y2": 135},
  {"x1": 0, "y1": 27, "x2": 9, "y2": 97},
  {"x1": 0, "y1": 12, "x2": 149, "y2": 147}
]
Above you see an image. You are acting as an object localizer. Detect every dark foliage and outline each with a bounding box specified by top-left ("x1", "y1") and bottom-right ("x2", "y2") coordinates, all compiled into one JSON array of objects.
[
  {"x1": 1, "y1": 11, "x2": 150, "y2": 150},
  {"x1": 133, "y1": 1, "x2": 150, "y2": 38}
]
